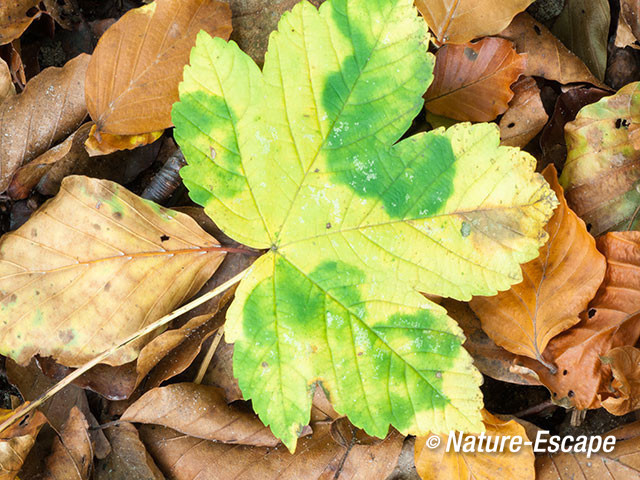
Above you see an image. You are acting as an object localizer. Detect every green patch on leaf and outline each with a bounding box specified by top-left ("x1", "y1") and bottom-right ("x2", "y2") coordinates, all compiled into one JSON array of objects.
[{"x1": 173, "y1": 0, "x2": 556, "y2": 451}]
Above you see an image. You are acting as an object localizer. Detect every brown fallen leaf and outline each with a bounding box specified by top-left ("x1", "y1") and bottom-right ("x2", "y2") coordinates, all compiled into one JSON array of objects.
[
  {"x1": 0, "y1": 176, "x2": 225, "y2": 367},
  {"x1": 498, "y1": 13, "x2": 601, "y2": 86},
  {"x1": 0, "y1": 54, "x2": 89, "y2": 192},
  {"x1": 0, "y1": 1, "x2": 43, "y2": 46},
  {"x1": 0, "y1": 41, "x2": 25, "y2": 89},
  {"x1": 84, "y1": 127, "x2": 164, "y2": 157},
  {"x1": 122, "y1": 383, "x2": 283, "y2": 447},
  {"x1": 536, "y1": 420, "x2": 640, "y2": 479},
  {"x1": 522, "y1": 231, "x2": 640, "y2": 409},
  {"x1": 499, "y1": 76, "x2": 549, "y2": 147},
  {"x1": 444, "y1": 299, "x2": 542, "y2": 386},
  {"x1": 85, "y1": 0, "x2": 232, "y2": 140},
  {"x1": 0, "y1": 58, "x2": 14, "y2": 101},
  {"x1": 415, "y1": 410, "x2": 535, "y2": 480},
  {"x1": 94, "y1": 422, "x2": 164, "y2": 480},
  {"x1": 470, "y1": 166, "x2": 605, "y2": 368},
  {"x1": 43, "y1": 407, "x2": 92, "y2": 480},
  {"x1": 425, "y1": 37, "x2": 526, "y2": 122},
  {"x1": 201, "y1": 338, "x2": 243, "y2": 402},
  {"x1": 415, "y1": 0, "x2": 534, "y2": 44},
  {"x1": 0, "y1": 409, "x2": 47, "y2": 480},
  {"x1": 551, "y1": 0, "x2": 610, "y2": 81},
  {"x1": 616, "y1": 0, "x2": 640, "y2": 49},
  {"x1": 140, "y1": 422, "x2": 403, "y2": 480},
  {"x1": 601, "y1": 346, "x2": 640, "y2": 416}
]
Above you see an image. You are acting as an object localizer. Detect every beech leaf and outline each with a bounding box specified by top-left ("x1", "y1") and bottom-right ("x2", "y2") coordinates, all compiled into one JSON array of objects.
[
  {"x1": 173, "y1": 0, "x2": 556, "y2": 450},
  {"x1": 0, "y1": 176, "x2": 225, "y2": 367},
  {"x1": 424, "y1": 37, "x2": 526, "y2": 122},
  {"x1": 601, "y1": 346, "x2": 640, "y2": 416},
  {"x1": 470, "y1": 166, "x2": 606, "y2": 365},
  {"x1": 499, "y1": 76, "x2": 549, "y2": 148},
  {"x1": 415, "y1": 0, "x2": 534, "y2": 44},
  {"x1": 0, "y1": 1, "x2": 43, "y2": 45}
]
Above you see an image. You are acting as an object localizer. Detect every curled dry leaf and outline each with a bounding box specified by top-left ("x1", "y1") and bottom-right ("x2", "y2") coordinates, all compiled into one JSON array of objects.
[
  {"x1": 444, "y1": 299, "x2": 541, "y2": 386},
  {"x1": 523, "y1": 231, "x2": 640, "y2": 409},
  {"x1": 84, "y1": 126, "x2": 164, "y2": 157},
  {"x1": 470, "y1": 166, "x2": 606, "y2": 366},
  {"x1": 140, "y1": 422, "x2": 404, "y2": 480},
  {"x1": 425, "y1": 37, "x2": 526, "y2": 122},
  {"x1": 560, "y1": 82, "x2": 640, "y2": 235},
  {"x1": 616, "y1": 0, "x2": 640, "y2": 49},
  {"x1": 414, "y1": 410, "x2": 535, "y2": 480},
  {"x1": 551, "y1": 0, "x2": 610, "y2": 81},
  {"x1": 43, "y1": 407, "x2": 92, "y2": 480},
  {"x1": 85, "y1": 0, "x2": 232, "y2": 140},
  {"x1": 499, "y1": 76, "x2": 548, "y2": 148},
  {"x1": 0, "y1": 1, "x2": 43, "y2": 45},
  {"x1": 0, "y1": 409, "x2": 47, "y2": 480},
  {"x1": 94, "y1": 422, "x2": 164, "y2": 480},
  {"x1": 0, "y1": 58, "x2": 14, "y2": 101},
  {"x1": 0, "y1": 54, "x2": 89, "y2": 193},
  {"x1": 498, "y1": 13, "x2": 601, "y2": 86},
  {"x1": 536, "y1": 421, "x2": 640, "y2": 479},
  {"x1": 122, "y1": 383, "x2": 283, "y2": 447},
  {"x1": 601, "y1": 346, "x2": 640, "y2": 416},
  {"x1": 415, "y1": 0, "x2": 534, "y2": 44},
  {"x1": 0, "y1": 176, "x2": 224, "y2": 368}
]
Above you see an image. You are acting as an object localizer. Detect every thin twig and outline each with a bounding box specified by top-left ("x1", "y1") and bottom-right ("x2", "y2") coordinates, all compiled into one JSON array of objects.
[
  {"x1": 194, "y1": 326, "x2": 224, "y2": 384},
  {"x1": 0, "y1": 267, "x2": 250, "y2": 434}
]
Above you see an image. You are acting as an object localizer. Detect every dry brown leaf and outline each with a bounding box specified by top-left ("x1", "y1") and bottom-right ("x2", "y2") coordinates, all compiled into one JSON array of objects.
[
  {"x1": 536, "y1": 421, "x2": 640, "y2": 479},
  {"x1": 140, "y1": 422, "x2": 403, "y2": 480},
  {"x1": 522, "y1": 231, "x2": 640, "y2": 409},
  {"x1": 0, "y1": 1, "x2": 43, "y2": 46},
  {"x1": 43, "y1": 407, "x2": 92, "y2": 480},
  {"x1": 415, "y1": 0, "x2": 534, "y2": 44},
  {"x1": 84, "y1": 127, "x2": 164, "y2": 156},
  {"x1": 470, "y1": 166, "x2": 605, "y2": 367},
  {"x1": 444, "y1": 299, "x2": 541, "y2": 386},
  {"x1": 0, "y1": 409, "x2": 47, "y2": 480},
  {"x1": 414, "y1": 410, "x2": 535, "y2": 480},
  {"x1": 616, "y1": 0, "x2": 640, "y2": 49},
  {"x1": 424, "y1": 37, "x2": 526, "y2": 122},
  {"x1": 201, "y1": 339, "x2": 244, "y2": 402},
  {"x1": 601, "y1": 346, "x2": 640, "y2": 416},
  {"x1": 42, "y1": 0, "x2": 78, "y2": 30},
  {"x1": 0, "y1": 176, "x2": 225, "y2": 367},
  {"x1": 122, "y1": 383, "x2": 283, "y2": 447},
  {"x1": 0, "y1": 54, "x2": 89, "y2": 192},
  {"x1": 499, "y1": 76, "x2": 549, "y2": 147},
  {"x1": 498, "y1": 13, "x2": 601, "y2": 86},
  {"x1": 85, "y1": 0, "x2": 232, "y2": 139},
  {"x1": 94, "y1": 422, "x2": 164, "y2": 480},
  {"x1": 0, "y1": 58, "x2": 14, "y2": 101}
]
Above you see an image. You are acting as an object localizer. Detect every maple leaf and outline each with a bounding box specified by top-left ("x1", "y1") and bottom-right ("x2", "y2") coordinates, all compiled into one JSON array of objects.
[{"x1": 173, "y1": 0, "x2": 556, "y2": 451}]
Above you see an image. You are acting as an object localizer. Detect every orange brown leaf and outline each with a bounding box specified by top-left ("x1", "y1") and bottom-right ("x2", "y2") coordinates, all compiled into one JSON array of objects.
[
  {"x1": 499, "y1": 76, "x2": 549, "y2": 148},
  {"x1": 601, "y1": 346, "x2": 640, "y2": 416}
]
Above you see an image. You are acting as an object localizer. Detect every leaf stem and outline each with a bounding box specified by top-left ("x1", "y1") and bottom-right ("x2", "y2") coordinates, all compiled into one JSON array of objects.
[
  {"x1": 0, "y1": 266, "x2": 250, "y2": 434},
  {"x1": 194, "y1": 326, "x2": 224, "y2": 384}
]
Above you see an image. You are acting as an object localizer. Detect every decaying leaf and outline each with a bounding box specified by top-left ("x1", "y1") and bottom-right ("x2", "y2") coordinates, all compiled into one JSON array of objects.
[
  {"x1": 0, "y1": 409, "x2": 47, "y2": 480},
  {"x1": 470, "y1": 166, "x2": 606, "y2": 366},
  {"x1": 43, "y1": 407, "x2": 92, "y2": 480},
  {"x1": 0, "y1": 176, "x2": 224, "y2": 367},
  {"x1": 84, "y1": 126, "x2": 164, "y2": 156},
  {"x1": 425, "y1": 37, "x2": 526, "y2": 122},
  {"x1": 551, "y1": 0, "x2": 610, "y2": 81},
  {"x1": 0, "y1": 1, "x2": 43, "y2": 46},
  {"x1": 616, "y1": 0, "x2": 640, "y2": 49},
  {"x1": 174, "y1": 0, "x2": 556, "y2": 450},
  {"x1": 498, "y1": 13, "x2": 601, "y2": 86},
  {"x1": 0, "y1": 54, "x2": 89, "y2": 193},
  {"x1": 415, "y1": 0, "x2": 534, "y2": 44},
  {"x1": 122, "y1": 383, "x2": 283, "y2": 447},
  {"x1": 560, "y1": 82, "x2": 640, "y2": 235},
  {"x1": 84, "y1": 0, "x2": 232, "y2": 142},
  {"x1": 499, "y1": 76, "x2": 549, "y2": 148},
  {"x1": 140, "y1": 422, "x2": 404, "y2": 480},
  {"x1": 601, "y1": 346, "x2": 640, "y2": 416},
  {"x1": 415, "y1": 410, "x2": 535, "y2": 480},
  {"x1": 524, "y1": 231, "x2": 640, "y2": 409},
  {"x1": 94, "y1": 423, "x2": 164, "y2": 480},
  {"x1": 536, "y1": 421, "x2": 640, "y2": 479}
]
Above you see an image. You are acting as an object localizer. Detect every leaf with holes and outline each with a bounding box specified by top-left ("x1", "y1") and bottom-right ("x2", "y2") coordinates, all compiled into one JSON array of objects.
[
  {"x1": 0, "y1": 176, "x2": 225, "y2": 368},
  {"x1": 173, "y1": 0, "x2": 556, "y2": 451}
]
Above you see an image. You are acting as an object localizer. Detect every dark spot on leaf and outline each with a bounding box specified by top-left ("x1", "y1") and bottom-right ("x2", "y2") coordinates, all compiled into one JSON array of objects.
[
  {"x1": 464, "y1": 47, "x2": 478, "y2": 61},
  {"x1": 93, "y1": 223, "x2": 101, "y2": 230},
  {"x1": 615, "y1": 118, "x2": 630, "y2": 129},
  {"x1": 314, "y1": 168, "x2": 320, "y2": 173},
  {"x1": 460, "y1": 221, "x2": 471, "y2": 237},
  {"x1": 533, "y1": 25, "x2": 542, "y2": 35},
  {"x1": 59, "y1": 329, "x2": 75, "y2": 343},
  {"x1": 326, "y1": 223, "x2": 331, "y2": 229},
  {"x1": 586, "y1": 223, "x2": 592, "y2": 232},
  {"x1": 113, "y1": 211, "x2": 122, "y2": 220},
  {"x1": 563, "y1": 369, "x2": 568, "y2": 375},
  {"x1": 552, "y1": 392, "x2": 557, "y2": 397},
  {"x1": 507, "y1": 122, "x2": 516, "y2": 128},
  {"x1": 568, "y1": 390, "x2": 574, "y2": 397},
  {"x1": 160, "y1": 235, "x2": 170, "y2": 242},
  {"x1": 588, "y1": 308, "x2": 596, "y2": 318},
  {"x1": 262, "y1": 361, "x2": 268, "y2": 368},
  {"x1": 357, "y1": 351, "x2": 363, "y2": 356},
  {"x1": 104, "y1": 282, "x2": 111, "y2": 292},
  {"x1": 31, "y1": 228, "x2": 37, "y2": 238}
]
